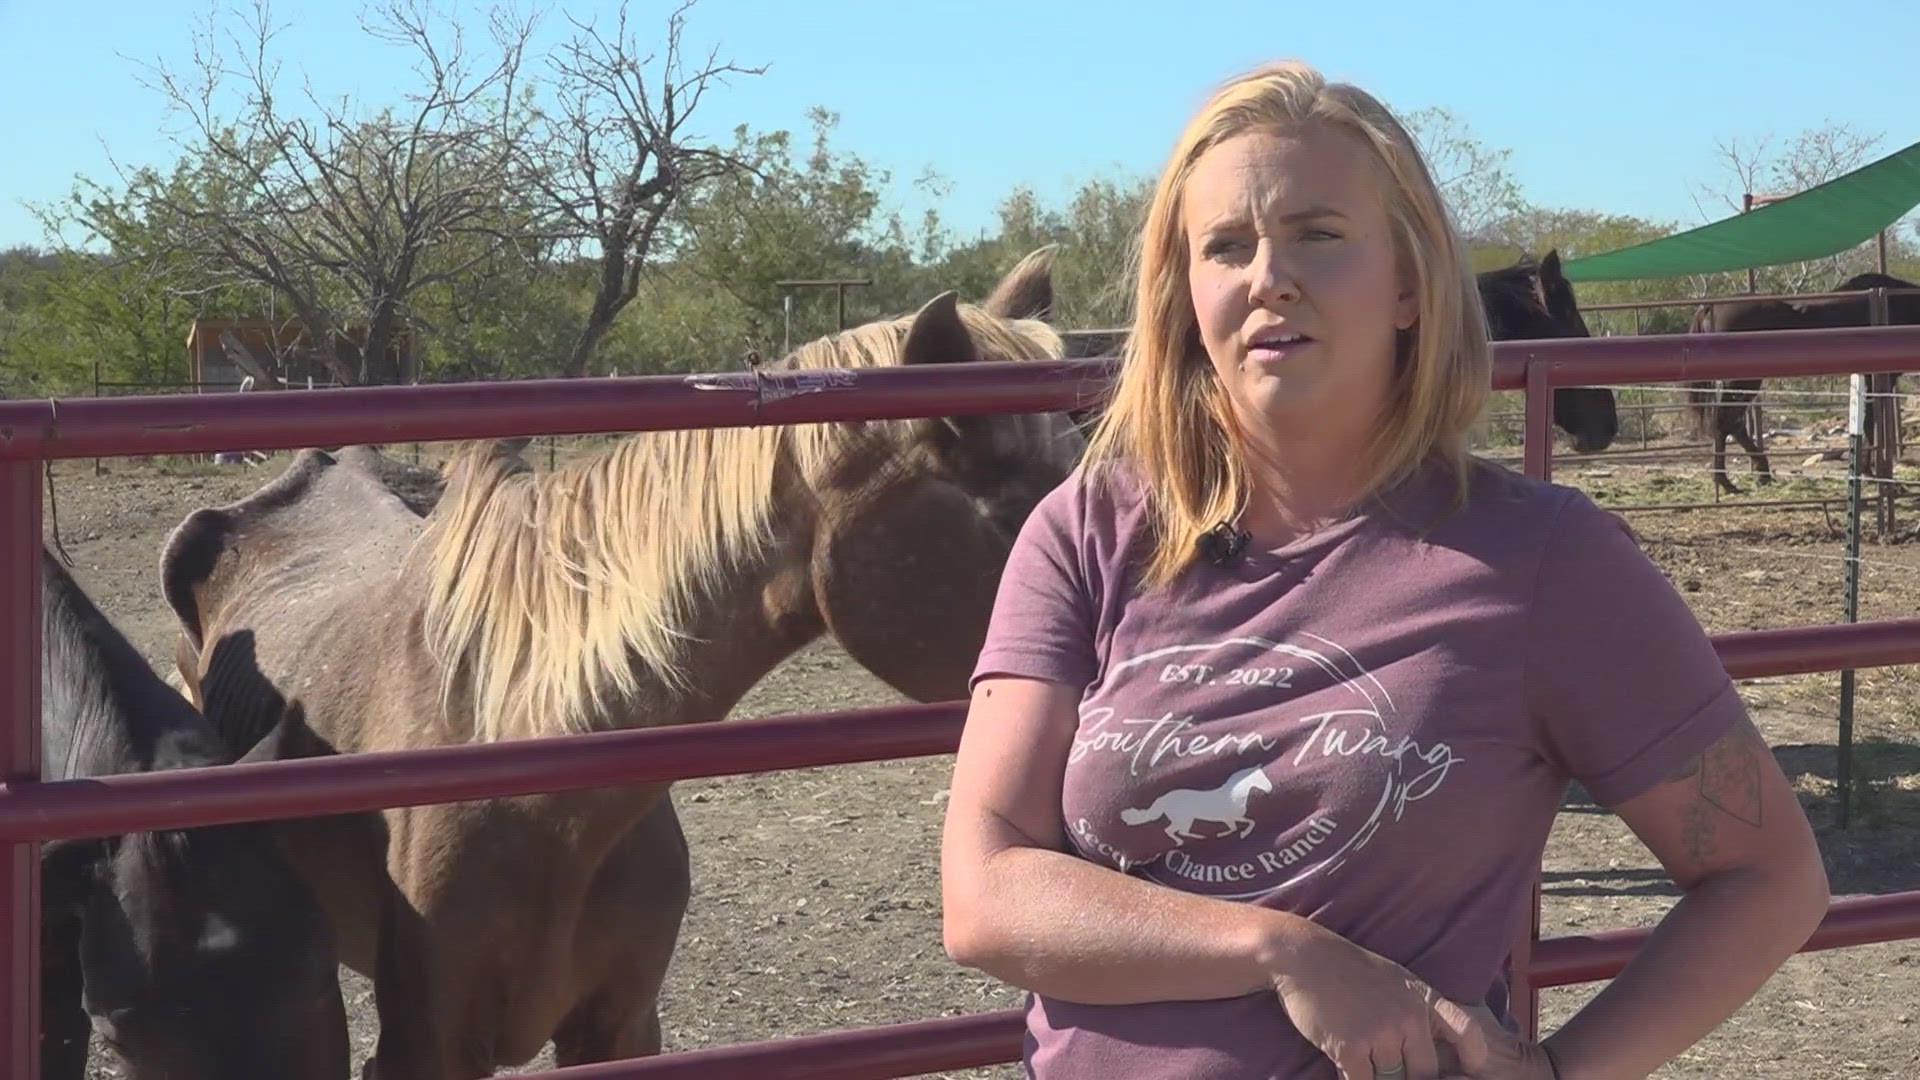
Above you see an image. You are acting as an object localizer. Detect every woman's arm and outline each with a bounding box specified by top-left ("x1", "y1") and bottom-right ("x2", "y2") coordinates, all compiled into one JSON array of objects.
[
  {"x1": 940, "y1": 677, "x2": 1307, "y2": 1003},
  {"x1": 1538, "y1": 716, "x2": 1830, "y2": 1080},
  {"x1": 942, "y1": 676, "x2": 1491, "y2": 1079}
]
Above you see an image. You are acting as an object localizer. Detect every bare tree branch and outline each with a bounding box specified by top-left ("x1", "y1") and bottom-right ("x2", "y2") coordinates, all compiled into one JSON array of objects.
[
  {"x1": 524, "y1": 0, "x2": 764, "y2": 375},
  {"x1": 1399, "y1": 106, "x2": 1527, "y2": 240},
  {"x1": 75, "y1": 0, "x2": 543, "y2": 384},
  {"x1": 1695, "y1": 123, "x2": 1887, "y2": 292}
]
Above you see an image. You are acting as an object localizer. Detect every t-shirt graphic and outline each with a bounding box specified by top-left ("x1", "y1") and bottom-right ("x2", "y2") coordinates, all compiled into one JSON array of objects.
[{"x1": 1068, "y1": 629, "x2": 1461, "y2": 902}]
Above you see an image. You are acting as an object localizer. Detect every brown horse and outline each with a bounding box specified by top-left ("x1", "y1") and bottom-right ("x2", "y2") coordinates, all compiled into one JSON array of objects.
[
  {"x1": 1060, "y1": 250, "x2": 1618, "y2": 452},
  {"x1": 157, "y1": 249, "x2": 1082, "y2": 1077},
  {"x1": 1687, "y1": 272, "x2": 1920, "y2": 494}
]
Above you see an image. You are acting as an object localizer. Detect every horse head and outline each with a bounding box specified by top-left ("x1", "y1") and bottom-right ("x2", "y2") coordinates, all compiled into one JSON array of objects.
[
  {"x1": 807, "y1": 247, "x2": 1086, "y2": 703},
  {"x1": 1478, "y1": 251, "x2": 1617, "y2": 453}
]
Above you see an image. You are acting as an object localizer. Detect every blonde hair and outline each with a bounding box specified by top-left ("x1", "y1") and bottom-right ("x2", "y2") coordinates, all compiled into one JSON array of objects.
[{"x1": 1082, "y1": 60, "x2": 1490, "y2": 588}]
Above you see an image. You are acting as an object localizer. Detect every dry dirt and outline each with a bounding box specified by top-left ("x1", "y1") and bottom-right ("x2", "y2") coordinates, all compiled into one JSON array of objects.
[{"x1": 46, "y1": 419, "x2": 1920, "y2": 1078}]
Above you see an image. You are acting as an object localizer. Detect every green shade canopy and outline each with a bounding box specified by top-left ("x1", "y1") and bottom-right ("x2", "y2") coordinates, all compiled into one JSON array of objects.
[{"x1": 1559, "y1": 140, "x2": 1920, "y2": 283}]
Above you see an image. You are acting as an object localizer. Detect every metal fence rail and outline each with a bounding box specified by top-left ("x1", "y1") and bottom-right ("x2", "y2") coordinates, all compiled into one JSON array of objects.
[
  {"x1": 508, "y1": 885, "x2": 1920, "y2": 1080},
  {"x1": 4, "y1": 323, "x2": 1920, "y2": 1076}
]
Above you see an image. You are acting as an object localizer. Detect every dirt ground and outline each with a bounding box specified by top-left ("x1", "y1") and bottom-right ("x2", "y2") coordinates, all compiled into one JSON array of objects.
[{"x1": 45, "y1": 413, "x2": 1920, "y2": 1078}]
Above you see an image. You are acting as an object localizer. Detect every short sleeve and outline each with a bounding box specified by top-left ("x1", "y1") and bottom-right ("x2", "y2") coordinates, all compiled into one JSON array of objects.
[
  {"x1": 1525, "y1": 491, "x2": 1748, "y2": 806},
  {"x1": 969, "y1": 474, "x2": 1100, "y2": 693}
]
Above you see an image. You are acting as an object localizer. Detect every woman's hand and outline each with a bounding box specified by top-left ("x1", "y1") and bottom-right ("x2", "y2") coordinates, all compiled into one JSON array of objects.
[
  {"x1": 1267, "y1": 920, "x2": 1491, "y2": 1080},
  {"x1": 1435, "y1": 1006, "x2": 1557, "y2": 1079}
]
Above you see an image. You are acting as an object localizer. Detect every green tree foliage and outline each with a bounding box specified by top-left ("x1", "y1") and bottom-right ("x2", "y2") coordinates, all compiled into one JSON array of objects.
[
  {"x1": 931, "y1": 176, "x2": 1151, "y2": 331},
  {"x1": 47, "y1": 0, "x2": 544, "y2": 386},
  {"x1": 3, "y1": 158, "x2": 263, "y2": 395},
  {"x1": 659, "y1": 108, "x2": 940, "y2": 362}
]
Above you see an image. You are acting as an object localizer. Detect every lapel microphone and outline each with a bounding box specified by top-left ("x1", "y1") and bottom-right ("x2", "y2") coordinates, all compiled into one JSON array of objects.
[{"x1": 1197, "y1": 520, "x2": 1251, "y2": 568}]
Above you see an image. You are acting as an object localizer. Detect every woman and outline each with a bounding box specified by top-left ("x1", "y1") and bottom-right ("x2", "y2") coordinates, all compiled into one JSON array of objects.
[{"x1": 940, "y1": 60, "x2": 1829, "y2": 1080}]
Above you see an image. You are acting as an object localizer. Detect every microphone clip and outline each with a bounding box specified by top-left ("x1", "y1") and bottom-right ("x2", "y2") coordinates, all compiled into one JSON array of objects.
[{"x1": 1197, "y1": 520, "x2": 1251, "y2": 567}]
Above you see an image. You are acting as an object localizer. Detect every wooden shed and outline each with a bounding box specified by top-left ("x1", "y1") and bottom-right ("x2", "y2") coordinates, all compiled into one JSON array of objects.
[{"x1": 185, "y1": 317, "x2": 415, "y2": 389}]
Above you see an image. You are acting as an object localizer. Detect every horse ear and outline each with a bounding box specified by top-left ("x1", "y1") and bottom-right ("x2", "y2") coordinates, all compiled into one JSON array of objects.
[
  {"x1": 1540, "y1": 249, "x2": 1562, "y2": 278},
  {"x1": 235, "y1": 700, "x2": 332, "y2": 764},
  {"x1": 983, "y1": 245, "x2": 1057, "y2": 322},
  {"x1": 902, "y1": 291, "x2": 997, "y2": 445},
  {"x1": 901, "y1": 291, "x2": 980, "y2": 366}
]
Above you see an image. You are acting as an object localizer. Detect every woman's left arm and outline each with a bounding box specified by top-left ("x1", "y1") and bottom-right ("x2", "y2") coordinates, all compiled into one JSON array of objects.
[{"x1": 1537, "y1": 714, "x2": 1830, "y2": 1080}]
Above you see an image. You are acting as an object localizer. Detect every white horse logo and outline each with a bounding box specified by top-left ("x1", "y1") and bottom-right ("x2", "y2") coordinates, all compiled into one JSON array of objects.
[{"x1": 1119, "y1": 766, "x2": 1273, "y2": 843}]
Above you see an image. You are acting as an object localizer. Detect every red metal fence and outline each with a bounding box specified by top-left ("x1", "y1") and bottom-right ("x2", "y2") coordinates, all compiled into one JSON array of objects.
[{"x1": 6, "y1": 323, "x2": 1920, "y2": 1077}]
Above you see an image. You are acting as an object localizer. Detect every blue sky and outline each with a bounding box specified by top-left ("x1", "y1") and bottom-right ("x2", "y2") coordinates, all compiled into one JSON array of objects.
[{"x1": 1, "y1": 0, "x2": 1913, "y2": 251}]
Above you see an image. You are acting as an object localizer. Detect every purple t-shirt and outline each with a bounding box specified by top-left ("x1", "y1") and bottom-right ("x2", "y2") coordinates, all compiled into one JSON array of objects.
[{"x1": 969, "y1": 458, "x2": 1746, "y2": 1080}]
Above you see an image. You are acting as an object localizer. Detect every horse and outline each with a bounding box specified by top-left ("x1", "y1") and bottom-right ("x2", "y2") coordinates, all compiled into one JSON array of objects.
[
  {"x1": 156, "y1": 247, "x2": 1083, "y2": 1078},
  {"x1": 39, "y1": 546, "x2": 347, "y2": 1079},
  {"x1": 1475, "y1": 251, "x2": 1617, "y2": 454},
  {"x1": 1120, "y1": 766, "x2": 1273, "y2": 842},
  {"x1": 1687, "y1": 272, "x2": 1920, "y2": 494},
  {"x1": 1060, "y1": 250, "x2": 1619, "y2": 453}
]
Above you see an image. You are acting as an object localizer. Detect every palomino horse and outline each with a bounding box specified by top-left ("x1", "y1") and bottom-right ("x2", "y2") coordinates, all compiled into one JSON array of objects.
[
  {"x1": 1687, "y1": 272, "x2": 1920, "y2": 494},
  {"x1": 40, "y1": 546, "x2": 347, "y2": 1080},
  {"x1": 158, "y1": 249, "x2": 1081, "y2": 1077},
  {"x1": 1060, "y1": 250, "x2": 1619, "y2": 453}
]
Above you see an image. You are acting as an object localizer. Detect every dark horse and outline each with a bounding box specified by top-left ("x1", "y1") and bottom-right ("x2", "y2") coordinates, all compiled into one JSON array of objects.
[
  {"x1": 40, "y1": 547, "x2": 348, "y2": 1079},
  {"x1": 1060, "y1": 250, "x2": 1619, "y2": 452},
  {"x1": 1476, "y1": 250, "x2": 1617, "y2": 453},
  {"x1": 1688, "y1": 272, "x2": 1920, "y2": 494}
]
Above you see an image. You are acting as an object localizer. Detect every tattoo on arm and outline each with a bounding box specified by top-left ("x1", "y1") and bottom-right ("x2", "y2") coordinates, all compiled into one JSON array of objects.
[{"x1": 1671, "y1": 724, "x2": 1766, "y2": 865}]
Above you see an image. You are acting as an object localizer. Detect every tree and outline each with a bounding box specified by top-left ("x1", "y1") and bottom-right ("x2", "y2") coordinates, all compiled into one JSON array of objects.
[
  {"x1": 1400, "y1": 107, "x2": 1528, "y2": 241},
  {"x1": 407, "y1": 233, "x2": 583, "y2": 382},
  {"x1": 0, "y1": 248, "x2": 70, "y2": 394},
  {"x1": 8, "y1": 252, "x2": 199, "y2": 392},
  {"x1": 1697, "y1": 124, "x2": 1884, "y2": 216},
  {"x1": 1473, "y1": 208, "x2": 1703, "y2": 334},
  {"x1": 525, "y1": 0, "x2": 765, "y2": 375},
  {"x1": 60, "y1": 0, "x2": 541, "y2": 385},
  {"x1": 932, "y1": 175, "x2": 1150, "y2": 330},
  {"x1": 5, "y1": 171, "x2": 265, "y2": 395},
  {"x1": 1693, "y1": 122, "x2": 1915, "y2": 293},
  {"x1": 1475, "y1": 207, "x2": 1672, "y2": 266},
  {"x1": 672, "y1": 109, "x2": 911, "y2": 353}
]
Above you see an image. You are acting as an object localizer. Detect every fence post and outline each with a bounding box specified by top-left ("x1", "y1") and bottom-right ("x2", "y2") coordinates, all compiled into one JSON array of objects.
[
  {"x1": 91, "y1": 362, "x2": 103, "y2": 477},
  {"x1": 0, "y1": 461, "x2": 43, "y2": 1077},
  {"x1": 1523, "y1": 358, "x2": 1554, "y2": 484},
  {"x1": 1868, "y1": 289, "x2": 1895, "y2": 537},
  {"x1": 1839, "y1": 374, "x2": 1867, "y2": 827},
  {"x1": 1511, "y1": 357, "x2": 1556, "y2": 1041}
]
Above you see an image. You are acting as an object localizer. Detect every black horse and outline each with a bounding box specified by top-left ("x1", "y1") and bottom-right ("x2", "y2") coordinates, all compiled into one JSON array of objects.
[
  {"x1": 1688, "y1": 272, "x2": 1920, "y2": 494},
  {"x1": 40, "y1": 547, "x2": 348, "y2": 1079},
  {"x1": 1059, "y1": 250, "x2": 1619, "y2": 453},
  {"x1": 1476, "y1": 250, "x2": 1618, "y2": 453}
]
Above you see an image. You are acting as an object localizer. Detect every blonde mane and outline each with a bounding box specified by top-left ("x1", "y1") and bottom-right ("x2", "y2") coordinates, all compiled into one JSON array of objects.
[{"x1": 417, "y1": 306, "x2": 1062, "y2": 743}]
